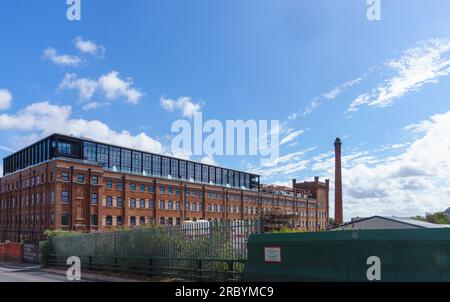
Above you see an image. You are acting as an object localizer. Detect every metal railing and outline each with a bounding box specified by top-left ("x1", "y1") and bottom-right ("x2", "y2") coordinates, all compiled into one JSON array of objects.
[{"x1": 47, "y1": 220, "x2": 261, "y2": 281}]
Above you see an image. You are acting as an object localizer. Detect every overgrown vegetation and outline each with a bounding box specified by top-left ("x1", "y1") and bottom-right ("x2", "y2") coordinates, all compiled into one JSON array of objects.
[
  {"x1": 271, "y1": 227, "x2": 307, "y2": 234},
  {"x1": 413, "y1": 212, "x2": 450, "y2": 225},
  {"x1": 40, "y1": 230, "x2": 82, "y2": 264},
  {"x1": 43, "y1": 222, "x2": 255, "y2": 280}
]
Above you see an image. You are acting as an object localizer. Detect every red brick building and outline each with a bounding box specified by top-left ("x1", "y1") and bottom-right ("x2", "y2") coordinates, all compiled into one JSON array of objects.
[{"x1": 0, "y1": 134, "x2": 328, "y2": 242}]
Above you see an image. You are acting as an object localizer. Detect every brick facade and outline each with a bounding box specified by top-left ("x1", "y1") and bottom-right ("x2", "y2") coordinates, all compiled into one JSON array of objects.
[{"x1": 0, "y1": 159, "x2": 327, "y2": 242}]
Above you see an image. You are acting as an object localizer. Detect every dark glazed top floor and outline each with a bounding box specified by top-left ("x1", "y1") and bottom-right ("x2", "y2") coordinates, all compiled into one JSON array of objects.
[{"x1": 2, "y1": 133, "x2": 260, "y2": 190}]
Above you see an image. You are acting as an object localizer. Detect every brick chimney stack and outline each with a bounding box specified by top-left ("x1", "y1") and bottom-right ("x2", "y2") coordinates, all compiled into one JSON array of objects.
[{"x1": 334, "y1": 138, "x2": 343, "y2": 225}]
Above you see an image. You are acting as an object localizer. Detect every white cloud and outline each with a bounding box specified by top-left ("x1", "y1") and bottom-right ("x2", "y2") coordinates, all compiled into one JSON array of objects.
[
  {"x1": 43, "y1": 48, "x2": 82, "y2": 67},
  {"x1": 322, "y1": 77, "x2": 363, "y2": 100},
  {"x1": 280, "y1": 129, "x2": 307, "y2": 145},
  {"x1": 201, "y1": 155, "x2": 217, "y2": 166},
  {"x1": 0, "y1": 101, "x2": 164, "y2": 154},
  {"x1": 308, "y1": 109, "x2": 450, "y2": 220},
  {"x1": 349, "y1": 39, "x2": 450, "y2": 112},
  {"x1": 59, "y1": 71, "x2": 144, "y2": 105},
  {"x1": 59, "y1": 73, "x2": 97, "y2": 100},
  {"x1": 75, "y1": 37, "x2": 105, "y2": 57},
  {"x1": 82, "y1": 102, "x2": 111, "y2": 111},
  {"x1": 98, "y1": 72, "x2": 143, "y2": 104},
  {"x1": 160, "y1": 96, "x2": 203, "y2": 118},
  {"x1": 0, "y1": 89, "x2": 12, "y2": 110}
]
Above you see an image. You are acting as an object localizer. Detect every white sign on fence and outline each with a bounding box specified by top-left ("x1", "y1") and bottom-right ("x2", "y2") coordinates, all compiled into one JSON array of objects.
[{"x1": 264, "y1": 247, "x2": 282, "y2": 263}]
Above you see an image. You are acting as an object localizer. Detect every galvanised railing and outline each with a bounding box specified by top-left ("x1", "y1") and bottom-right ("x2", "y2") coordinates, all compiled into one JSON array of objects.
[{"x1": 48, "y1": 220, "x2": 261, "y2": 281}]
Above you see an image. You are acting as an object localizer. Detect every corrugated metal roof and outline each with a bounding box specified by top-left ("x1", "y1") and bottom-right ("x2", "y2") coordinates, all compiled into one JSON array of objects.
[{"x1": 346, "y1": 216, "x2": 448, "y2": 229}]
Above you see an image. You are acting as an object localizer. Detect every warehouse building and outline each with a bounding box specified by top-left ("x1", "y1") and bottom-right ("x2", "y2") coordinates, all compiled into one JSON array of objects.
[
  {"x1": 336, "y1": 216, "x2": 449, "y2": 230},
  {"x1": 0, "y1": 134, "x2": 329, "y2": 242}
]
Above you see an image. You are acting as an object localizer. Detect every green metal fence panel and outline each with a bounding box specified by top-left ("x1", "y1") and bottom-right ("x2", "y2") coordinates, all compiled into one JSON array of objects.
[{"x1": 243, "y1": 228, "x2": 450, "y2": 282}]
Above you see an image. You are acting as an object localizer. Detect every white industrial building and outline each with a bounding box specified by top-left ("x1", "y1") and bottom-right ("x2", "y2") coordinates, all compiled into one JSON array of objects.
[{"x1": 335, "y1": 216, "x2": 450, "y2": 230}]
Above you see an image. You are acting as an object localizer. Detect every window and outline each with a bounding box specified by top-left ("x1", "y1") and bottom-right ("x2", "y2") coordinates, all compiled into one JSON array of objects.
[
  {"x1": 130, "y1": 198, "x2": 136, "y2": 208},
  {"x1": 159, "y1": 200, "x2": 165, "y2": 209},
  {"x1": 61, "y1": 191, "x2": 69, "y2": 203},
  {"x1": 149, "y1": 185, "x2": 155, "y2": 193},
  {"x1": 116, "y1": 182, "x2": 123, "y2": 190},
  {"x1": 109, "y1": 147, "x2": 121, "y2": 170},
  {"x1": 84, "y1": 141, "x2": 96, "y2": 162},
  {"x1": 132, "y1": 151, "x2": 141, "y2": 173},
  {"x1": 193, "y1": 203, "x2": 198, "y2": 211},
  {"x1": 62, "y1": 172, "x2": 69, "y2": 182},
  {"x1": 160, "y1": 186, "x2": 165, "y2": 194},
  {"x1": 149, "y1": 201, "x2": 154, "y2": 209},
  {"x1": 140, "y1": 184, "x2": 145, "y2": 192},
  {"x1": 130, "y1": 216, "x2": 136, "y2": 226},
  {"x1": 117, "y1": 216, "x2": 123, "y2": 225},
  {"x1": 162, "y1": 157, "x2": 170, "y2": 177},
  {"x1": 171, "y1": 159, "x2": 179, "y2": 178},
  {"x1": 180, "y1": 161, "x2": 187, "y2": 179},
  {"x1": 216, "y1": 168, "x2": 222, "y2": 185},
  {"x1": 117, "y1": 197, "x2": 123, "y2": 207},
  {"x1": 195, "y1": 164, "x2": 202, "y2": 181},
  {"x1": 214, "y1": 205, "x2": 218, "y2": 212},
  {"x1": 140, "y1": 216, "x2": 146, "y2": 225},
  {"x1": 121, "y1": 149, "x2": 132, "y2": 172},
  {"x1": 51, "y1": 191, "x2": 55, "y2": 204},
  {"x1": 61, "y1": 214, "x2": 69, "y2": 226},
  {"x1": 91, "y1": 214, "x2": 98, "y2": 226},
  {"x1": 208, "y1": 204, "x2": 212, "y2": 212},
  {"x1": 130, "y1": 184, "x2": 137, "y2": 191},
  {"x1": 202, "y1": 165, "x2": 209, "y2": 183},
  {"x1": 175, "y1": 188, "x2": 180, "y2": 196},
  {"x1": 140, "y1": 199, "x2": 145, "y2": 208},
  {"x1": 106, "y1": 216, "x2": 113, "y2": 226},
  {"x1": 185, "y1": 202, "x2": 191, "y2": 211},
  {"x1": 91, "y1": 176, "x2": 98, "y2": 185},
  {"x1": 106, "y1": 196, "x2": 113, "y2": 207},
  {"x1": 168, "y1": 187, "x2": 173, "y2": 195},
  {"x1": 58, "y1": 142, "x2": 72, "y2": 155},
  {"x1": 97, "y1": 144, "x2": 109, "y2": 167},
  {"x1": 77, "y1": 174, "x2": 85, "y2": 183},
  {"x1": 176, "y1": 202, "x2": 180, "y2": 210},
  {"x1": 51, "y1": 213, "x2": 55, "y2": 225},
  {"x1": 106, "y1": 180, "x2": 112, "y2": 189},
  {"x1": 152, "y1": 155, "x2": 161, "y2": 176},
  {"x1": 143, "y1": 154, "x2": 152, "y2": 175},
  {"x1": 222, "y1": 169, "x2": 228, "y2": 185},
  {"x1": 168, "y1": 201, "x2": 173, "y2": 210},
  {"x1": 187, "y1": 162, "x2": 195, "y2": 180},
  {"x1": 209, "y1": 167, "x2": 215, "y2": 183},
  {"x1": 91, "y1": 193, "x2": 98, "y2": 205}
]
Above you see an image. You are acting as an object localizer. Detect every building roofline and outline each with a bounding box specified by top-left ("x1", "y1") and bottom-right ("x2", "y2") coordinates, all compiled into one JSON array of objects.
[
  {"x1": 343, "y1": 215, "x2": 440, "y2": 229},
  {"x1": 2, "y1": 133, "x2": 260, "y2": 178}
]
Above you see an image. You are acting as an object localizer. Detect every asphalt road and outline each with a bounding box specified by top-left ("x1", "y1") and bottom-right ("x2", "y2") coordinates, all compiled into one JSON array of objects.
[{"x1": 0, "y1": 262, "x2": 75, "y2": 282}]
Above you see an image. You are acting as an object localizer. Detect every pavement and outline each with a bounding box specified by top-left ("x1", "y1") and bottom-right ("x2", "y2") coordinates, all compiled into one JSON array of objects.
[
  {"x1": 0, "y1": 262, "x2": 146, "y2": 282},
  {"x1": 0, "y1": 261, "x2": 182, "y2": 282},
  {"x1": 0, "y1": 262, "x2": 71, "y2": 282}
]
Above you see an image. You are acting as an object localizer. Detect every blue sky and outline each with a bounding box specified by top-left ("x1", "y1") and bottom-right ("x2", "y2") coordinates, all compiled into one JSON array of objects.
[{"x1": 1, "y1": 0, "x2": 450, "y2": 220}]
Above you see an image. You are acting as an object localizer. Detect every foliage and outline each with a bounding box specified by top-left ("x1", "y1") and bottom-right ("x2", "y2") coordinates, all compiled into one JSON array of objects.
[
  {"x1": 271, "y1": 227, "x2": 307, "y2": 234},
  {"x1": 40, "y1": 230, "x2": 83, "y2": 264},
  {"x1": 413, "y1": 212, "x2": 450, "y2": 225}
]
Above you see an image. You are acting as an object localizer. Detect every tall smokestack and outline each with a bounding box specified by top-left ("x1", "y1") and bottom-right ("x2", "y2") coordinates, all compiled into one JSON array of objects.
[{"x1": 334, "y1": 138, "x2": 343, "y2": 225}]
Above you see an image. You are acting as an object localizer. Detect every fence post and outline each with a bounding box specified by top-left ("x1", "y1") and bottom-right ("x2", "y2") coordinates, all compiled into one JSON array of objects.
[
  {"x1": 196, "y1": 259, "x2": 202, "y2": 280},
  {"x1": 209, "y1": 222, "x2": 213, "y2": 257},
  {"x1": 148, "y1": 258, "x2": 153, "y2": 277}
]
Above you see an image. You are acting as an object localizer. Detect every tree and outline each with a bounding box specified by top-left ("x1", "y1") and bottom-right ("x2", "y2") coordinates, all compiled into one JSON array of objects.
[{"x1": 413, "y1": 212, "x2": 450, "y2": 225}]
